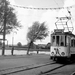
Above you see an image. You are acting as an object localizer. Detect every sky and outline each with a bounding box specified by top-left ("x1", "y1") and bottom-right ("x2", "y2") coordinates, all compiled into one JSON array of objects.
[{"x1": 5, "y1": 0, "x2": 75, "y2": 45}]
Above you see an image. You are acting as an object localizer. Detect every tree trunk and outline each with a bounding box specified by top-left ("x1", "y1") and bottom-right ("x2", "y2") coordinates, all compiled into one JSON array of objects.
[
  {"x1": 37, "y1": 49, "x2": 39, "y2": 54},
  {"x1": 37, "y1": 51, "x2": 39, "y2": 54},
  {"x1": 2, "y1": 43, "x2": 5, "y2": 55},
  {"x1": 27, "y1": 41, "x2": 33, "y2": 55},
  {"x1": 11, "y1": 47, "x2": 14, "y2": 55}
]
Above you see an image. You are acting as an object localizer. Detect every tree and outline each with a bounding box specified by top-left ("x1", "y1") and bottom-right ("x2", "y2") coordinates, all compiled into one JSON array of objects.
[
  {"x1": 17, "y1": 42, "x2": 22, "y2": 47},
  {"x1": 0, "y1": 0, "x2": 21, "y2": 34},
  {"x1": 27, "y1": 21, "x2": 49, "y2": 54},
  {"x1": 0, "y1": 0, "x2": 21, "y2": 55}
]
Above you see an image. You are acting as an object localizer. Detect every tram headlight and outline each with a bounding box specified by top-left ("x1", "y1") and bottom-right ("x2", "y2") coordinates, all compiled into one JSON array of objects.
[
  {"x1": 61, "y1": 52, "x2": 65, "y2": 56},
  {"x1": 51, "y1": 52, "x2": 54, "y2": 56}
]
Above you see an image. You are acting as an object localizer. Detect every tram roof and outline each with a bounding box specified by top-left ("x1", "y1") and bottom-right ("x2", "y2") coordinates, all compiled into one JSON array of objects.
[{"x1": 51, "y1": 31, "x2": 75, "y2": 37}]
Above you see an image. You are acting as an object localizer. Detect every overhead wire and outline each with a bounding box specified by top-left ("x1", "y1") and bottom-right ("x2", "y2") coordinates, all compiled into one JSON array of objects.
[
  {"x1": 8, "y1": 0, "x2": 74, "y2": 31},
  {"x1": 60, "y1": 0, "x2": 74, "y2": 32},
  {"x1": 60, "y1": 0, "x2": 73, "y2": 31},
  {"x1": 10, "y1": 4, "x2": 75, "y2": 10},
  {"x1": 53, "y1": 0, "x2": 59, "y2": 7},
  {"x1": 61, "y1": 0, "x2": 64, "y2": 4},
  {"x1": 69, "y1": 0, "x2": 75, "y2": 21},
  {"x1": 67, "y1": 8, "x2": 74, "y2": 32},
  {"x1": 53, "y1": 0, "x2": 72, "y2": 31}
]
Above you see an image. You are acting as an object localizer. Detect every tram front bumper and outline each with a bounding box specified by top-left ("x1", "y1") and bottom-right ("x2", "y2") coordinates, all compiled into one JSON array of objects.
[{"x1": 50, "y1": 56, "x2": 70, "y2": 59}]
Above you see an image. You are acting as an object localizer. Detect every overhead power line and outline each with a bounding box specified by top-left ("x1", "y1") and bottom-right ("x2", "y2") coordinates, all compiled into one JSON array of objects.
[
  {"x1": 53, "y1": 0, "x2": 74, "y2": 32},
  {"x1": 53, "y1": 0, "x2": 59, "y2": 7},
  {"x1": 11, "y1": 4, "x2": 75, "y2": 10}
]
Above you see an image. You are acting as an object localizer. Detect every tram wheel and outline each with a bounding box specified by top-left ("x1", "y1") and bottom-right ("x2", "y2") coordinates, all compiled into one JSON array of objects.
[
  {"x1": 50, "y1": 56, "x2": 53, "y2": 59},
  {"x1": 53, "y1": 57, "x2": 58, "y2": 61},
  {"x1": 52, "y1": 57, "x2": 54, "y2": 61},
  {"x1": 66, "y1": 57, "x2": 72, "y2": 64}
]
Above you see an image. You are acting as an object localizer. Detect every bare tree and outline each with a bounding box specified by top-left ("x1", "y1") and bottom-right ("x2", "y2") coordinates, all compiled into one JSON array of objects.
[{"x1": 27, "y1": 21, "x2": 49, "y2": 54}]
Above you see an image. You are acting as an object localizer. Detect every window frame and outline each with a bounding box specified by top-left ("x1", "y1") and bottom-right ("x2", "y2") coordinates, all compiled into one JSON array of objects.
[
  {"x1": 71, "y1": 39, "x2": 75, "y2": 47},
  {"x1": 51, "y1": 35, "x2": 66, "y2": 46}
]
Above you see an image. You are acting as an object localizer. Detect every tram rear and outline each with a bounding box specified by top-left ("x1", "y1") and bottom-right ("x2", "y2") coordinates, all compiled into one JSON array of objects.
[{"x1": 50, "y1": 29, "x2": 71, "y2": 61}]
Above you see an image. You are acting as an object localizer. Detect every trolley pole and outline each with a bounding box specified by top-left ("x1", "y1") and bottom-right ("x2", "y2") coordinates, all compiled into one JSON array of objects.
[{"x1": 2, "y1": 0, "x2": 7, "y2": 55}]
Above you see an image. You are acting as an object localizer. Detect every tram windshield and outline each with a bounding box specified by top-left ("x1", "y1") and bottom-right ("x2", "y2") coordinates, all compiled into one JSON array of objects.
[{"x1": 52, "y1": 35, "x2": 65, "y2": 46}]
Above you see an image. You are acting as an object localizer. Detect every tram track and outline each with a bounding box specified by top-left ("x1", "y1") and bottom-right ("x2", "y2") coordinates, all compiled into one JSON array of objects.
[
  {"x1": 38, "y1": 64, "x2": 66, "y2": 75},
  {"x1": 37, "y1": 60, "x2": 75, "y2": 75},
  {"x1": 0, "y1": 62, "x2": 56, "y2": 75},
  {"x1": 0, "y1": 57, "x2": 72, "y2": 75}
]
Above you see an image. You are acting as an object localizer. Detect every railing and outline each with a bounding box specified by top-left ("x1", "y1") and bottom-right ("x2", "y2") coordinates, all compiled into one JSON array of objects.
[{"x1": 0, "y1": 47, "x2": 50, "y2": 51}]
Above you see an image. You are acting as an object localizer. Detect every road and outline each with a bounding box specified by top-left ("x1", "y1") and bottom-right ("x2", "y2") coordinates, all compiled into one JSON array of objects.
[{"x1": 0, "y1": 54, "x2": 75, "y2": 75}]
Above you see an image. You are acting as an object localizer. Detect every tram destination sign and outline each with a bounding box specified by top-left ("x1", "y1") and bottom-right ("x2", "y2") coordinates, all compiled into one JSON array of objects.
[{"x1": 54, "y1": 29, "x2": 64, "y2": 33}]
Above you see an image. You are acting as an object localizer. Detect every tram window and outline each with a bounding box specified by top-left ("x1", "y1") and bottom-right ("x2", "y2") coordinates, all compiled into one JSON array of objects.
[
  {"x1": 65, "y1": 36, "x2": 66, "y2": 46},
  {"x1": 66, "y1": 36, "x2": 70, "y2": 46},
  {"x1": 52, "y1": 36, "x2": 55, "y2": 43},
  {"x1": 52, "y1": 36, "x2": 56, "y2": 45},
  {"x1": 71, "y1": 40, "x2": 73, "y2": 47},
  {"x1": 74, "y1": 40, "x2": 75, "y2": 47},
  {"x1": 56, "y1": 36, "x2": 59, "y2": 46},
  {"x1": 60, "y1": 36, "x2": 64, "y2": 46},
  {"x1": 71, "y1": 39, "x2": 75, "y2": 47},
  {"x1": 61, "y1": 42, "x2": 64, "y2": 46}
]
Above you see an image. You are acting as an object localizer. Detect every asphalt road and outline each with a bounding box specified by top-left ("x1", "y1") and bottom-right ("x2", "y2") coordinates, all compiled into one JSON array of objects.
[{"x1": 0, "y1": 54, "x2": 75, "y2": 75}]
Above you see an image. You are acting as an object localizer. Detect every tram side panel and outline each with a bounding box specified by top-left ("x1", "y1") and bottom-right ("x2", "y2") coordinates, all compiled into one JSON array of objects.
[
  {"x1": 70, "y1": 39, "x2": 75, "y2": 57},
  {"x1": 70, "y1": 47, "x2": 75, "y2": 56}
]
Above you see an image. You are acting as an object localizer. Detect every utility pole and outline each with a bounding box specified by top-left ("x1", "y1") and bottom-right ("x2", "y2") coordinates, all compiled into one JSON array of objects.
[{"x1": 2, "y1": 0, "x2": 7, "y2": 55}]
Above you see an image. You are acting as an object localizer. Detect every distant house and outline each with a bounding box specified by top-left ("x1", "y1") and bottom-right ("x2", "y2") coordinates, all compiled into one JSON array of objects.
[
  {"x1": 37, "y1": 44, "x2": 46, "y2": 49},
  {"x1": 37, "y1": 43, "x2": 51, "y2": 49},
  {"x1": 25, "y1": 43, "x2": 37, "y2": 49}
]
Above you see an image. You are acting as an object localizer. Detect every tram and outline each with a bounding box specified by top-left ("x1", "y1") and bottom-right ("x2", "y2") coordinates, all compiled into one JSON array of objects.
[
  {"x1": 50, "y1": 14, "x2": 75, "y2": 61},
  {"x1": 50, "y1": 29, "x2": 75, "y2": 61}
]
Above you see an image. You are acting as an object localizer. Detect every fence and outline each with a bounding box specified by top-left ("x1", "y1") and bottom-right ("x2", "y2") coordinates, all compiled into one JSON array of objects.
[{"x1": 0, "y1": 47, "x2": 50, "y2": 55}]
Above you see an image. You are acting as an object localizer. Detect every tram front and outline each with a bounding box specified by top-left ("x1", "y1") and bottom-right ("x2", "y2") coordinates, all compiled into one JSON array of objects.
[{"x1": 50, "y1": 29, "x2": 70, "y2": 61}]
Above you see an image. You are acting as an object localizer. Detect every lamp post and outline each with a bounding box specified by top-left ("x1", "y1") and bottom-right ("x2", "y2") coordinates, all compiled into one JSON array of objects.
[
  {"x1": 11, "y1": 31, "x2": 17, "y2": 55},
  {"x1": 12, "y1": 33, "x2": 14, "y2": 48}
]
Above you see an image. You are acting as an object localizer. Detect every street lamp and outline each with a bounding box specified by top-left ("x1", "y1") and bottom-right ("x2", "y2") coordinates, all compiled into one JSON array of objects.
[{"x1": 11, "y1": 31, "x2": 17, "y2": 55}]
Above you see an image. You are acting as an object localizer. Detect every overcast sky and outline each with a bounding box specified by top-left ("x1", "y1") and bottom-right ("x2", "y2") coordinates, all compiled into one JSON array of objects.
[{"x1": 6, "y1": 0, "x2": 75, "y2": 45}]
